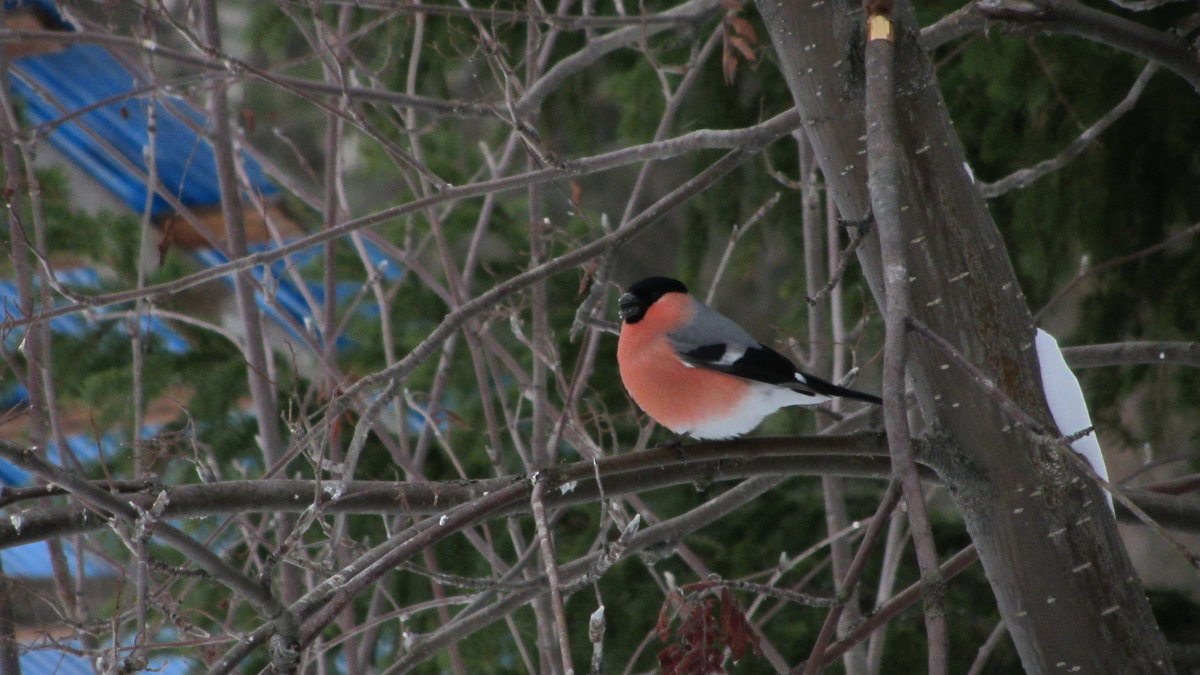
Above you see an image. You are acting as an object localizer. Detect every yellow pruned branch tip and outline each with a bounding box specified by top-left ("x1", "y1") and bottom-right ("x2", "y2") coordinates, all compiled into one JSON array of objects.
[{"x1": 867, "y1": 14, "x2": 894, "y2": 42}]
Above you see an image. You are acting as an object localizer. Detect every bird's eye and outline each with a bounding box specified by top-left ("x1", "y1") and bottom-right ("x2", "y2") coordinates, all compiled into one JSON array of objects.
[{"x1": 618, "y1": 293, "x2": 643, "y2": 321}]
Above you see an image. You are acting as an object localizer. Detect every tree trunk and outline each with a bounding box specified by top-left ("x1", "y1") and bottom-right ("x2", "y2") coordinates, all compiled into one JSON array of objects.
[{"x1": 755, "y1": 0, "x2": 1174, "y2": 671}]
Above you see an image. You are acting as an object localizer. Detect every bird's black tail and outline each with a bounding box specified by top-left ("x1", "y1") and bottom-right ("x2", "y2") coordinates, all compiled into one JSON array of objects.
[{"x1": 797, "y1": 372, "x2": 883, "y2": 405}]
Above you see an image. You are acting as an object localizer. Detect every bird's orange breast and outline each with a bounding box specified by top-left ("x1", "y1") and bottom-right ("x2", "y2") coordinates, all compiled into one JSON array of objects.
[{"x1": 617, "y1": 294, "x2": 750, "y2": 433}]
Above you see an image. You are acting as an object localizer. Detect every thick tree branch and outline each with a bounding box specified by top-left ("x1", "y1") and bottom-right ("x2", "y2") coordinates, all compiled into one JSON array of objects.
[
  {"x1": 977, "y1": 0, "x2": 1200, "y2": 90},
  {"x1": 6, "y1": 434, "x2": 1194, "y2": 553},
  {"x1": 0, "y1": 434, "x2": 895, "y2": 548},
  {"x1": 0, "y1": 442, "x2": 300, "y2": 654}
]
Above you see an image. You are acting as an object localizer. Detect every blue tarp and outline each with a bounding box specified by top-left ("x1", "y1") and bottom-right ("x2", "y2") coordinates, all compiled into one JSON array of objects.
[
  {"x1": 4, "y1": 8, "x2": 405, "y2": 349},
  {"x1": 0, "y1": 267, "x2": 190, "y2": 354},
  {"x1": 11, "y1": 43, "x2": 279, "y2": 217},
  {"x1": 192, "y1": 237, "x2": 403, "y2": 348},
  {"x1": 8, "y1": 0, "x2": 277, "y2": 216}
]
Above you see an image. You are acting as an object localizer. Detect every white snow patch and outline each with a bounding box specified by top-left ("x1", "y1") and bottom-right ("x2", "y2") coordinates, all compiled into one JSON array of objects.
[{"x1": 1035, "y1": 329, "x2": 1113, "y2": 512}]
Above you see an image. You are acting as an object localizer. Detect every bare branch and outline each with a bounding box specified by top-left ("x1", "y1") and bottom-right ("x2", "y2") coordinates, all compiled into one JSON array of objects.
[
  {"x1": 326, "y1": 1, "x2": 711, "y2": 29},
  {"x1": 979, "y1": 62, "x2": 1158, "y2": 198},
  {"x1": 1062, "y1": 341, "x2": 1200, "y2": 369},
  {"x1": 1037, "y1": 218, "x2": 1200, "y2": 319},
  {"x1": 0, "y1": 442, "x2": 300, "y2": 653},
  {"x1": 530, "y1": 475, "x2": 575, "y2": 674},
  {"x1": 3, "y1": 110, "x2": 799, "y2": 332},
  {"x1": 815, "y1": 546, "x2": 981, "y2": 669},
  {"x1": 977, "y1": 0, "x2": 1200, "y2": 90},
  {"x1": 801, "y1": 481, "x2": 901, "y2": 675},
  {"x1": 966, "y1": 621, "x2": 1010, "y2": 675},
  {"x1": 864, "y1": 9, "x2": 949, "y2": 673},
  {"x1": 0, "y1": 434, "x2": 896, "y2": 546},
  {"x1": 920, "y1": 2, "x2": 988, "y2": 50},
  {"x1": 685, "y1": 577, "x2": 838, "y2": 608},
  {"x1": 806, "y1": 218, "x2": 869, "y2": 306},
  {"x1": 516, "y1": 0, "x2": 723, "y2": 115}
]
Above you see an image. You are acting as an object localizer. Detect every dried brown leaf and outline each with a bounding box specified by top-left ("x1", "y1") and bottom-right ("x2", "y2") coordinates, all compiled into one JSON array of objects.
[
  {"x1": 729, "y1": 34, "x2": 757, "y2": 62},
  {"x1": 729, "y1": 15, "x2": 758, "y2": 44},
  {"x1": 157, "y1": 219, "x2": 176, "y2": 268},
  {"x1": 656, "y1": 590, "x2": 683, "y2": 642},
  {"x1": 722, "y1": 44, "x2": 738, "y2": 85}
]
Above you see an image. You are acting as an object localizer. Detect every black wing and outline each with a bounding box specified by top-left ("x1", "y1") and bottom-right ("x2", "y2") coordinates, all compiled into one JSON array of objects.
[
  {"x1": 681, "y1": 342, "x2": 882, "y2": 404},
  {"x1": 681, "y1": 342, "x2": 810, "y2": 386}
]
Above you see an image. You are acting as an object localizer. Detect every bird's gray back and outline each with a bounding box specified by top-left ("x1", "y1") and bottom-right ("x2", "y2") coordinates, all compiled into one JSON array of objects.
[{"x1": 667, "y1": 299, "x2": 760, "y2": 354}]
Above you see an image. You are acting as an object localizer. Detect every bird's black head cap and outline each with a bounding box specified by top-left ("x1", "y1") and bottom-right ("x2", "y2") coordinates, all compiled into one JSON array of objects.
[{"x1": 618, "y1": 276, "x2": 688, "y2": 323}]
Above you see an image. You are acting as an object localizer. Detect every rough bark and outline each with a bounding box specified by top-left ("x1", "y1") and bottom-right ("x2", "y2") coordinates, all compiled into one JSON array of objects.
[{"x1": 755, "y1": 0, "x2": 1174, "y2": 671}]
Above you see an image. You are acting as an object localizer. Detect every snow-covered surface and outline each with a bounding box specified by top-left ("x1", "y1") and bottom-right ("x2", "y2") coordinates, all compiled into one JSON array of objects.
[{"x1": 1035, "y1": 329, "x2": 1113, "y2": 511}]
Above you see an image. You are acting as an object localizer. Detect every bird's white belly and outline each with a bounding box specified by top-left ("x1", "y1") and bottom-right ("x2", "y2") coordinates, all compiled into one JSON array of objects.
[{"x1": 683, "y1": 384, "x2": 829, "y2": 439}]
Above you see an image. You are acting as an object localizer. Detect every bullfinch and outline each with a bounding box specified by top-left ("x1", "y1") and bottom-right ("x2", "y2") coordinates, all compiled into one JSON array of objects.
[{"x1": 616, "y1": 276, "x2": 881, "y2": 439}]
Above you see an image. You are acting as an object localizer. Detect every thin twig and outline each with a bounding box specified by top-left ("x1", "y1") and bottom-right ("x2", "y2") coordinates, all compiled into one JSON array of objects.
[
  {"x1": 4, "y1": 109, "x2": 801, "y2": 332},
  {"x1": 815, "y1": 546, "x2": 980, "y2": 669},
  {"x1": 799, "y1": 131, "x2": 869, "y2": 675},
  {"x1": 1036, "y1": 218, "x2": 1200, "y2": 319},
  {"x1": 965, "y1": 621, "x2": 1009, "y2": 675},
  {"x1": 806, "y1": 219, "x2": 868, "y2": 306},
  {"x1": 325, "y1": 1, "x2": 710, "y2": 28},
  {"x1": 800, "y1": 482, "x2": 901, "y2": 675},
  {"x1": 199, "y1": 0, "x2": 285, "y2": 469},
  {"x1": 516, "y1": 0, "x2": 722, "y2": 115},
  {"x1": 920, "y1": 3, "x2": 987, "y2": 50},
  {"x1": 531, "y1": 476, "x2": 576, "y2": 674},
  {"x1": 706, "y1": 191, "x2": 781, "y2": 305},
  {"x1": 1061, "y1": 341, "x2": 1200, "y2": 369},
  {"x1": 685, "y1": 577, "x2": 837, "y2": 608},
  {"x1": 979, "y1": 62, "x2": 1157, "y2": 198},
  {"x1": 616, "y1": 25, "x2": 723, "y2": 227},
  {"x1": 976, "y1": 0, "x2": 1200, "y2": 90},
  {"x1": 866, "y1": 501, "x2": 909, "y2": 673},
  {"x1": 0, "y1": 442, "x2": 300, "y2": 649}
]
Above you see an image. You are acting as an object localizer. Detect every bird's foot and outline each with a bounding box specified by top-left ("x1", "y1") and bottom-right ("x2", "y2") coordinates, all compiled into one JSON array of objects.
[{"x1": 660, "y1": 433, "x2": 691, "y2": 461}]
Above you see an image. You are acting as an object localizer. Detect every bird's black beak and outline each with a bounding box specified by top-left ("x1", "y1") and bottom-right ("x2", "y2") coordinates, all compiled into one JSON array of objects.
[{"x1": 618, "y1": 292, "x2": 641, "y2": 322}]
